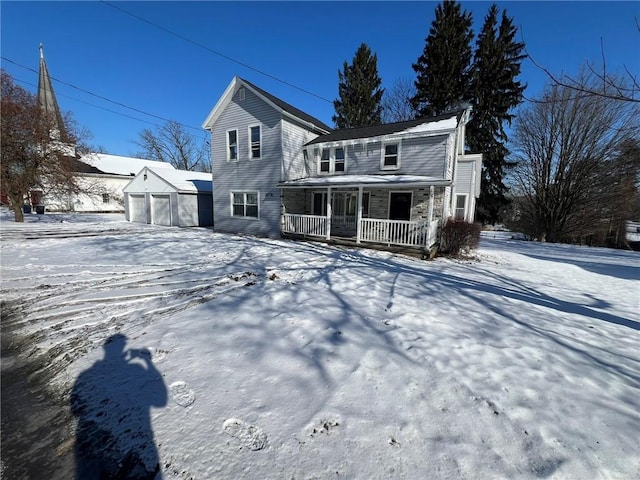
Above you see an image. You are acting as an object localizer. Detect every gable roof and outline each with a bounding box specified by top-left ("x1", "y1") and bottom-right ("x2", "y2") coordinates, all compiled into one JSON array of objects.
[
  {"x1": 137, "y1": 167, "x2": 213, "y2": 193},
  {"x1": 150, "y1": 168, "x2": 212, "y2": 193},
  {"x1": 201, "y1": 76, "x2": 332, "y2": 134},
  {"x1": 305, "y1": 110, "x2": 465, "y2": 146},
  {"x1": 79, "y1": 153, "x2": 175, "y2": 176}
]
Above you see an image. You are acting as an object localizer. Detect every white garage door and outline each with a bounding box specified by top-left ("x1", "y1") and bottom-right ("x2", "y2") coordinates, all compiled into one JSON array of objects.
[
  {"x1": 129, "y1": 194, "x2": 146, "y2": 223},
  {"x1": 151, "y1": 195, "x2": 171, "y2": 226}
]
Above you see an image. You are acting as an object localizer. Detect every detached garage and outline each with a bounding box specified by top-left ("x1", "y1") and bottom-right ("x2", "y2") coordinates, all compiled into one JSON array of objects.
[{"x1": 123, "y1": 167, "x2": 213, "y2": 227}]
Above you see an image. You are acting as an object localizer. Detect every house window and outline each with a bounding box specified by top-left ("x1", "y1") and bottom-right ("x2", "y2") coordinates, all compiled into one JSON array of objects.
[
  {"x1": 102, "y1": 193, "x2": 110, "y2": 204},
  {"x1": 231, "y1": 191, "x2": 259, "y2": 218},
  {"x1": 312, "y1": 191, "x2": 369, "y2": 218},
  {"x1": 335, "y1": 147, "x2": 345, "y2": 172},
  {"x1": 320, "y1": 148, "x2": 330, "y2": 173},
  {"x1": 455, "y1": 194, "x2": 467, "y2": 220},
  {"x1": 227, "y1": 130, "x2": 238, "y2": 161},
  {"x1": 318, "y1": 147, "x2": 346, "y2": 174},
  {"x1": 249, "y1": 125, "x2": 261, "y2": 159},
  {"x1": 382, "y1": 142, "x2": 400, "y2": 170}
]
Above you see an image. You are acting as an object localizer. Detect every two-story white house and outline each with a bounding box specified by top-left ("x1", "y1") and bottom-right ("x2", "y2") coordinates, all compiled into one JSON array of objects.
[{"x1": 202, "y1": 77, "x2": 482, "y2": 254}]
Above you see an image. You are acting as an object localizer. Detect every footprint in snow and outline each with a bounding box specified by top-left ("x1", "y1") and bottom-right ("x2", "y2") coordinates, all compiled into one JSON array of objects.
[
  {"x1": 223, "y1": 418, "x2": 268, "y2": 451},
  {"x1": 170, "y1": 381, "x2": 196, "y2": 407}
]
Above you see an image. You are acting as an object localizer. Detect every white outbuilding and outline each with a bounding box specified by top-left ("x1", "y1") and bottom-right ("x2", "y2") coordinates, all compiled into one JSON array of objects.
[{"x1": 123, "y1": 167, "x2": 213, "y2": 227}]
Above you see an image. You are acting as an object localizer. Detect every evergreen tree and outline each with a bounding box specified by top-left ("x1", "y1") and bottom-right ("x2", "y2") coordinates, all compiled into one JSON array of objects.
[
  {"x1": 468, "y1": 4, "x2": 526, "y2": 224},
  {"x1": 412, "y1": 0, "x2": 473, "y2": 117},
  {"x1": 332, "y1": 43, "x2": 384, "y2": 129}
]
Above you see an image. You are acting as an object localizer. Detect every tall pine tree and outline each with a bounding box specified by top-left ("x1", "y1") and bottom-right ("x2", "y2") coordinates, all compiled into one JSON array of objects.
[
  {"x1": 468, "y1": 4, "x2": 526, "y2": 224},
  {"x1": 333, "y1": 43, "x2": 384, "y2": 129},
  {"x1": 412, "y1": 0, "x2": 474, "y2": 117}
]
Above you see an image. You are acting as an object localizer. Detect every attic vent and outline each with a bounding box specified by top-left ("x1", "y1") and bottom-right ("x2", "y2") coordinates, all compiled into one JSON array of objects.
[{"x1": 238, "y1": 87, "x2": 245, "y2": 101}]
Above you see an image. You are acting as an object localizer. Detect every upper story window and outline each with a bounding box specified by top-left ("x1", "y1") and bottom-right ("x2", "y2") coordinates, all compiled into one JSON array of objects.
[
  {"x1": 227, "y1": 129, "x2": 238, "y2": 161},
  {"x1": 249, "y1": 125, "x2": 261, "y2": 159},
  {"x1": 320, "y1": 148, "x2": 330, "y2": 172},
  {"x1": 381, "y1": 142, "x2": 400, "y2": 170},
  {"x1": 102, "y1": 193, "x2": 110, "y2": 204},
  {"x1": 318, "y1": 146, "x2": 346, "y2": 174},
  {"x1": 334, "y1": 147, "x2": 345, "y2": 172}
]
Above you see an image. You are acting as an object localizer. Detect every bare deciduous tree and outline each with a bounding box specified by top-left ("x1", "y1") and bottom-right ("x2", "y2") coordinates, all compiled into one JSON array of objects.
[
  {"x1": 1, "y1": 71, "x2": 87, "y2": 222},
  {"x1": 526, "y1": 18, "x2": 639, "y2": 104},
  {"x1": 510, "y1": 69, "x2": 639, "y2": 243},
  {"x1": 135, "y1": 121, "x2": 210, "y2": 172},
  {"x1": 382, "y1": 77, "x2": 417, "y2": 123}
]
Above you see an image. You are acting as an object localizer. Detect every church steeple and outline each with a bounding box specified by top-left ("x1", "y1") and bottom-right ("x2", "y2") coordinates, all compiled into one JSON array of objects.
[{"x1": 37, "y1": 43, "x2": 65, "y2": 140}]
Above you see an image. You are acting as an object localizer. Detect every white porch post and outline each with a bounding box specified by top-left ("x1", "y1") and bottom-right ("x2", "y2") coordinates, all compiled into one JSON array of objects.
[
  {"x1": 356, "y1": 186, "x2": 363, "y2": 244},
  {"x1": 426, "y1": 185, "x2": 435, "y2": 247},
  {"x1": 326, "y1": 187, "x2": 332, "y2": 240}
]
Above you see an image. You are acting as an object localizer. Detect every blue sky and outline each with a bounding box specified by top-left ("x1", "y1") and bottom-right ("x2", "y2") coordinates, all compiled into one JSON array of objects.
[{"x1": 1, "y1": 1, "x2": 638, "y2": 157}]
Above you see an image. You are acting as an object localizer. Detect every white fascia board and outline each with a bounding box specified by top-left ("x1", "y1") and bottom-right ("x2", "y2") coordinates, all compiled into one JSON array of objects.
[{"x1": 201, "y1": 77, "x2": 240, "y2": 130}]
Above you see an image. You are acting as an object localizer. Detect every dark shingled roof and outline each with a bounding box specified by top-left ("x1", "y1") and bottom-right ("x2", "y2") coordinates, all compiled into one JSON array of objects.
[
  {"x1": 240, "y1": 78, "x2": 333, "y2": 133},
  {"x1": 305, "y1": 110, "x2": 465, "y2": 146}
]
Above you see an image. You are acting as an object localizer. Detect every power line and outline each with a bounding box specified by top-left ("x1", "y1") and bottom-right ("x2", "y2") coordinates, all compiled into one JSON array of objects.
[
  {"x1": 100, "y1": 0, "x2": 333, "y2": 104},
  {"x1": 1, "y1": 56, "x2": 205, "y2": 135},
  {"x1": 10, "y1": 75, "x2": 209, "y2": 144}
]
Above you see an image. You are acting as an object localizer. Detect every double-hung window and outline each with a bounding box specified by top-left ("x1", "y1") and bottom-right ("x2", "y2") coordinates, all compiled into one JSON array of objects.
[
  {"x1": 227, "y1": 129, "x2": 238, "y2": 161},
  {"x1": 334, "y1": 147, "x2": 345, "y2": 172},
  {"x1": 231, "y1": 191, "x2": 259, "y2": 218},
  {"x1": 381, "y1": 142, "x2": 400, "y2": 170},
  {"x1": 318, "y1": 147, "x2": 346, "y2": 174},
  {"x1": 249, "y1": 125, "x2": 261, "y2": 159},
  {"x1": 320, "y1": 148, "x2": 330, "y2": 172},
  {"x1": 454, "y1": 194, "x2": 467, "y2": 220}
]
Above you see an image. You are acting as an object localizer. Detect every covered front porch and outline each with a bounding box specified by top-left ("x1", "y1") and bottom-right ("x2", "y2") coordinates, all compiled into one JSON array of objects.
[{"x1": 278, "y1": 175, "x2": 449, "y2": 251}]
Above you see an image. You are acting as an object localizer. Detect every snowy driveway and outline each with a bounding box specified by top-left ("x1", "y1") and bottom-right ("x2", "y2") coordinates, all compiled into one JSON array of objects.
[{"x1": 1, "y1": 212, "x2": 638, "y2": 479}]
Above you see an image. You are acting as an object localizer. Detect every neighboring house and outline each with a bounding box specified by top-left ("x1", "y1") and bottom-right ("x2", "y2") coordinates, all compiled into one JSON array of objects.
[
  {"x1": 202, "y1": 76, "x2": 482, "y2": 253},
  {"x1": 43, "y1": 153, "x2": 175, "y2": 213},
  {"x1": 123, "y1": 167, "x2": 213, "y2": 227}
]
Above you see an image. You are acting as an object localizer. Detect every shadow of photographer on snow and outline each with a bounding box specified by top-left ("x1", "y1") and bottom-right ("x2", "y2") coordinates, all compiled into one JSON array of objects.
[{"x1": 71, "y1": 333, "x2": 167, "y2": 479}]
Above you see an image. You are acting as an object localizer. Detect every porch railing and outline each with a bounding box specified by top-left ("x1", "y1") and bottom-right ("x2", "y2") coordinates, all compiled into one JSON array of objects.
[
  {"x1": 282, "y1": 213, "x2": 327, "y2": 237},
  {"x1": 283, "y1": 213, "x2": 439, "y2": 248},
  {"x1": 361, "y1": 218, "x2": 438, "y2": 247}
]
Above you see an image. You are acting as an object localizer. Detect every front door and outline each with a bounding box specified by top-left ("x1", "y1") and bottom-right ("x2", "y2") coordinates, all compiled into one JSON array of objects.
[{"x1": 389, "y1": 192, "x2": 412, "y2": 221}]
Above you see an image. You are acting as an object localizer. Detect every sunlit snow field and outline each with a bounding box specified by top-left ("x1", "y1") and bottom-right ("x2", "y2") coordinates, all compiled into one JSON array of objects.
[{"x1": 1, "y1": 209, "x2": 638, "y2": 479}]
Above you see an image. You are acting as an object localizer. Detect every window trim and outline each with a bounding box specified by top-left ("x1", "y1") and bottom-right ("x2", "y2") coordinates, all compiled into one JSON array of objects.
[
  {"x1": 230, "y1": 190, "x2": 260, "y2": 219},
  {"x1": 248, "y1": 124, "x2": 262, "y2": 160},
  {"x1": 226, "y1": 129, "x2": 238, "y2": 162},
  {"x1": 381, "y1": 141, "x2": 401, "y2": 170},
  {"x1": 317, "y1": 146, "x2": 347, "y2": 174}
]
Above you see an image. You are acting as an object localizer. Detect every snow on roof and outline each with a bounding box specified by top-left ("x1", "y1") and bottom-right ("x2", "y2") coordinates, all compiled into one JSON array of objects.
[
  {"x1": 147, "y1": 168, "x2": 212, "y2": 193},
  {"x1": 278, "y1": 174, "x2": 451, "y2": 188},
  {"x1": 80, "y1": 153, "x2": 175, "y2": 176}
]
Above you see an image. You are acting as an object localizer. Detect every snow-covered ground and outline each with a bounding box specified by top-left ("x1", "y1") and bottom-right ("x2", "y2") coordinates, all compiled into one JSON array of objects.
[{"x1": 1, "y1": 209, "x2": 638, "y2": 479}]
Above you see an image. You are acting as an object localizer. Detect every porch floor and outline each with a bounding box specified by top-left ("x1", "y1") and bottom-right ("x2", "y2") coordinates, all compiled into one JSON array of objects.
[{"x1": 281, "y1": 232, "x2": 437, "y2": 259}]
